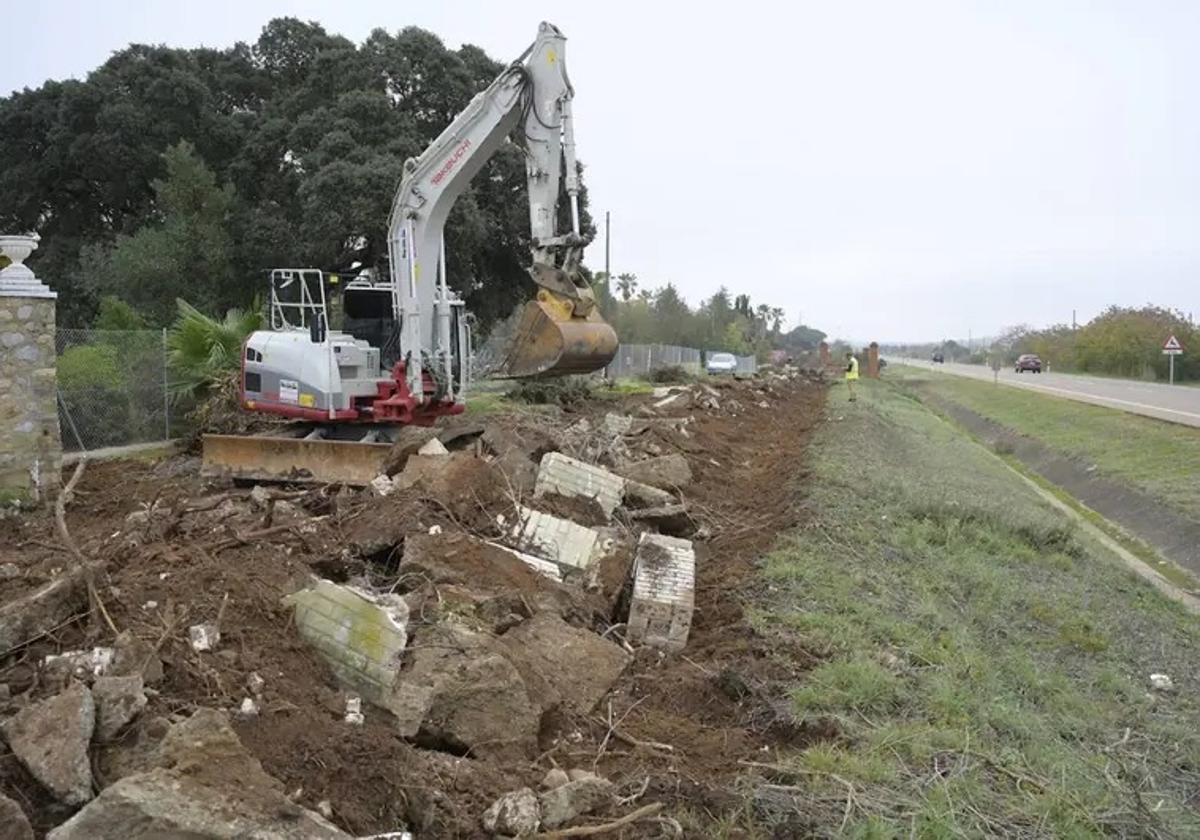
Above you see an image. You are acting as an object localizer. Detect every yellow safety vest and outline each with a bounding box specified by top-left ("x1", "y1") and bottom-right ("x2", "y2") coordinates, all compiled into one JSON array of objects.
[{"x1": 845, "y1": 357, "x2": 859, "y2": 381}]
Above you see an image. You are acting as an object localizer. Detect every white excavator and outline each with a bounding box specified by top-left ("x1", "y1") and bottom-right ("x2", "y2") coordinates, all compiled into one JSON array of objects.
[{"x1": 203, "y1": 22, "x2": 617, "y2": 483}]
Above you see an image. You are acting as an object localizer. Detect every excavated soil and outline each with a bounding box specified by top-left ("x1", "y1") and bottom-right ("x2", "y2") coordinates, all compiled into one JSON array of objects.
[{"x1": 0, "y1": 374, "x2": 826, "y2": 838}]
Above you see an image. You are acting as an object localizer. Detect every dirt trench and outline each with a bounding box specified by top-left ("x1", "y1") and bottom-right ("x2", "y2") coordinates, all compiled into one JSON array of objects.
[
  {"x1": 0, "y1": 374, "x2": 826, "y2": 838},
  {"x1": 920, "y1": 391, "x2": 1200, "y2": 578}
]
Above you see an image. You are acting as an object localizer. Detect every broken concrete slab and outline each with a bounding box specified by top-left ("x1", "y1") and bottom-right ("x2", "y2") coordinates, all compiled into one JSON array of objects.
[
  {"x1": 534, "y1": 452, "x2": 625, "y2": 519},
  {"x1": 386, "y1": 621, "x2": 539, "y2": 759},
  {"x1": 541, "y1": 767, "x2": 570, "y2": 790},
  {"x1": 0, "y1": 571, "x2": 86, "y2": 653},
  {"x1": 64, "y1": 708, "x2": 345, "y2": 838},
  {"x1": 613, "y1": 454, "x2": 693, "y2": 490},
  {"x1": 110, "y1": 631, "x2": 164, "y2": 685},
  {"x1": 627, "y1": 533, "x2": 696, "y2": 653},
  {"x1": 0, "y1": 793, "x2": 32, "y2": 840},
  {"x1": 42, "y1": 647, "x2": 114, "y2": 684},
  {"x1": 499, "y1": 612, "x2": 630, "y2": 715},
  {"x1": 622, "y1": 479, "x2": 676, "y2": 510},
  {"x1": 284, "y1": 580, "x2": 409, "y2": 710},
  {"x1": 417, "y1": 437, "x2": 449, "y2": 456},
  {"x1": 538, "y1": 777, "x2": 614, "y2": 829},
  {"x1": 48, "y1": 768, "x2": 348, "y2": 840},
  {"x1": 651, "y1": 390, "x2": 692, "y2": 411},
  {"x1": 628, "y1": 503, "x2": 699, "y2": 538},
  {"x1": 602, "y1": 413, "x2": 634, "y2": 437},
  {"x1": 482, "y1": 787, "x2": 541, "y2": 836},
  {"x1": 92, "y1": 674, "x2": 147, "y2": 741},
  {"x1": 513, "y1": 506, "x2": 600, "y2": 571},
  {"x1": 1, "y1": 681, "x2": 95, "y2": 805}
]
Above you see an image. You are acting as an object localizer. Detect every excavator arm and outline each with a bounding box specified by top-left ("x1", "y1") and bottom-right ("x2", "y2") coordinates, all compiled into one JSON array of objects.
[{"x1": 387, "y1": 21, "x2": 617, "y2": 397}]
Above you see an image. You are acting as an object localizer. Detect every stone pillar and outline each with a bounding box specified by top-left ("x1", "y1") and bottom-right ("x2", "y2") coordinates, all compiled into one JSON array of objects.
[
  {"x1": 0, "y1": 234, "x2": 61, "y2": 506},
  {"x1": 866, "y1": 342, "x2": 880, "y2": 378},
  {"x1": 819, "y1": 341, "x2": 831, "y2": 368}
]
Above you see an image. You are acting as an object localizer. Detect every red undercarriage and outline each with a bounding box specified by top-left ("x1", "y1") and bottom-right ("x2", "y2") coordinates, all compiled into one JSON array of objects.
[{"x1": 244, "y1": 362, "x2": 465, "y2": 427}]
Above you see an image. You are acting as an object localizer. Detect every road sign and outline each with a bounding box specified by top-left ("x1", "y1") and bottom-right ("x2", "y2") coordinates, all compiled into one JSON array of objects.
[{"x1": 1163, "y1": 335, "x2": 1184, "y2": 385}]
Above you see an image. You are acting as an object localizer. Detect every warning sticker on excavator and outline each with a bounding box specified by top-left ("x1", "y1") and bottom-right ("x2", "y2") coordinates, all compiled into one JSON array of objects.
[{"x1": 280, "y1": 379, "x2": 299, "y2": 403}]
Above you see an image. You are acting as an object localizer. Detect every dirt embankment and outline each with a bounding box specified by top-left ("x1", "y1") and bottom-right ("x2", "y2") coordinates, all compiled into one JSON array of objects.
[{"x1": 0, "y1": 371, "x2": 826, "y2": 838}]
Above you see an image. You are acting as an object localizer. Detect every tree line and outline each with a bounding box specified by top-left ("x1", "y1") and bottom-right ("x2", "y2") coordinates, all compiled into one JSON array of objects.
[
  {"x1": 589, "y1": 272, "x2": 826, "y2": 358},
  {"x1": 885, "y1": 305, "x2": 1197, "y2": 381},
  {"x1": 0, "y1": 18, "x2": 586, "y2": 330}
]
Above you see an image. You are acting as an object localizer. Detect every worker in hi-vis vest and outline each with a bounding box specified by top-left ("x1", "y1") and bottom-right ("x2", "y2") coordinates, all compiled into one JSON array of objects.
[{"x1": 845, "y1": 352, "x2": 859, "y2": 401}]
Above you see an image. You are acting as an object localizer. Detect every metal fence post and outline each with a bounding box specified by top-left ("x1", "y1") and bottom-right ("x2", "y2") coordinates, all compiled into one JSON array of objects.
[{"x1": 162, "y1": 327, "x2": 170, "y2": 441}]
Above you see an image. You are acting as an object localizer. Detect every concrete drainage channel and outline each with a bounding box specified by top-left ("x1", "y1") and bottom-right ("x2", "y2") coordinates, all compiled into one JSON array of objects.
[{"x1": 0, "y1": 368, "x2": 823, "y2": 837}]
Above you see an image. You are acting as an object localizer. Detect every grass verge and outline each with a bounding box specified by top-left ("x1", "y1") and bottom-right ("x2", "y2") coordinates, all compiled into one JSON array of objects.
[
  {"x1": 748, "y1": 378, "x2": 1200, "y2": 837},
  {"x1": 888, "y1": 365, "x2": 1200, "y2": 520}
]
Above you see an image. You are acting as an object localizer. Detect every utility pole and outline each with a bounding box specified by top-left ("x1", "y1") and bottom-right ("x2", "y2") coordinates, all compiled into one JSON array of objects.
[
  {"x1": 1072, "y1": 309, "x2": 1077, "y2": 330},
  {"x1": 604, "y1": 211, "x2": 610, "y2": 282}
]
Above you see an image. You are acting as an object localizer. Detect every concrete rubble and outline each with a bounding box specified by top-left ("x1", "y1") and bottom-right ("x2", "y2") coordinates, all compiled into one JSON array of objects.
[
  {"x1": 534, "y1": 451, "x2": 626, "y2": 518},
  {"x1": 285, "y1": 580, "x2": 410, "y2": 709},
  {"x1": 0, "y1": 362, "x2": 818, "y2": 837},
  {"x1": 481, "y1": 787, "x2": 541, "y2": 836},
  {"x1": 1, "y1": 681, "x2": 95, "y2": 805},
  {"x1": 47, "y1": 709, "x2": 349, "y2": 839},
  {"x1": 613, "y1": 453, "x2": 693, "y2": 490},
  {"x1": 0, "y1": 793, "x2": 33, "y2": 840},
  {"x1": 627, "y1": 533, "x2": 697, "y2": 652},
  {"x1": 512, "y1": 505, "x2": 601, "y2": 570},
  {"x1": 91, "y1": 674, "x2": 147, "y2": 740},
  {"x1": 538, "y1": 776, "x2": 615, "y2": 829},
  {"x1": 499, "y1": 612, "x2": 630, "y2": 715}
]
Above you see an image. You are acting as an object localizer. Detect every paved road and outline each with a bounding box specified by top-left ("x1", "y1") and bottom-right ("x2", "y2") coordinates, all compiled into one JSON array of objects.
[{"x1": 902, "y1": 360, "x2": 1200, "y2": 428}]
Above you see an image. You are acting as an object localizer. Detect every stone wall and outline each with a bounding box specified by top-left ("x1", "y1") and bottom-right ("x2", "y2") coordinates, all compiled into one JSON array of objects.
[{"x1": 0, "y1": 296, "x2": 61, "y2": 505}]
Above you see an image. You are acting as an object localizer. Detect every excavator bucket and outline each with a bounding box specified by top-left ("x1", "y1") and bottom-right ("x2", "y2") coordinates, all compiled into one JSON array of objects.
[{"x1": 493, "y1": 294, "x2": 618, "y2": 379}]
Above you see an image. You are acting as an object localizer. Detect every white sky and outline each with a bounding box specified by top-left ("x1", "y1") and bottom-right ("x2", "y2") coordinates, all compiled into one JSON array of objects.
[{"x1": 5, "y1": 0, "x2": 1199, "y2": 342}]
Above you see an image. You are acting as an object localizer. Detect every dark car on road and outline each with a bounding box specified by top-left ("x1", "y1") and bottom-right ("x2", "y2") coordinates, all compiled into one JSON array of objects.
[
  {"x1": 932, "y1": 352, "x2": 945, "y2": 363},
  {"x1": 1014, "y1": 353, "x2": 1042, "y2": 373}
]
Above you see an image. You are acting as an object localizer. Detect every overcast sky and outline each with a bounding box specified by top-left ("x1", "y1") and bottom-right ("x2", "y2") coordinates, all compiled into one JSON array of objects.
[{"x1": 5, "y1": 0, "x2": 1198, "y2": 342}]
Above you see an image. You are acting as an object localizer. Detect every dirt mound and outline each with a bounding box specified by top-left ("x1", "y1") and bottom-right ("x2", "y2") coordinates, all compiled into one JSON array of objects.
[{"x1": 0, "y1": 369, "x2": 826, "y2": 837}]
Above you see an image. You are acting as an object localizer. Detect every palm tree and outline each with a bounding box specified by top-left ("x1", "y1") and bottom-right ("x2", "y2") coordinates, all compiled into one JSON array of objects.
[{"x1": 166, "y1": 298, "x2": 262, "y2": 403}]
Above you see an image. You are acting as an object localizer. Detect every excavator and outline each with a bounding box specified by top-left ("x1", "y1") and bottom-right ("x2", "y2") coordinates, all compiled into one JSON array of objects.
[{"x1": 203, "y1": 22, "x2": 617, "y2": 484}]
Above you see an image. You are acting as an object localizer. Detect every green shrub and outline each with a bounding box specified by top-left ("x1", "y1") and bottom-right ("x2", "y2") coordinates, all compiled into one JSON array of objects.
[
  {"x1": 57, "y1": 344, "x2": 125, "y2": 391},
  {"x1": 167, "y1": 298, "x2": 262, "y2": 403},
  {"x1": 641, "y1": 365, "x2": 693, "y2": 385},
  {"x1": 507, "y1": 377, "x2": 594, "y2": 407}
]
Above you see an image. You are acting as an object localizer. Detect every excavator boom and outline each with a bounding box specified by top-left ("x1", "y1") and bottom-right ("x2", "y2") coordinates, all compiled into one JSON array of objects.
[{"x1": 387, "y1": 21, "x2": 616, "y2": 390}]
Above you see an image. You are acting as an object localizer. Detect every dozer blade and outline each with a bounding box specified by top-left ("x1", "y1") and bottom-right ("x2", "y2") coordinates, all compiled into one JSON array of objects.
[
  {"x1": 494, "y1": 297, "x2": 618, "y2": 379},
  {"x1": 202, "y1": 434, "x2": 391, "y2": 486}
]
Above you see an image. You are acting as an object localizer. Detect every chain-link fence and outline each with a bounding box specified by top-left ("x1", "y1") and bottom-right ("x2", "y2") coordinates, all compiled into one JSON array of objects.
[
  {"x1": 56, "y1": 329, "x2": 172, "y2": 453},
  {"x1": 602, "y1": 343, "x2": 757, "y2": 380}
]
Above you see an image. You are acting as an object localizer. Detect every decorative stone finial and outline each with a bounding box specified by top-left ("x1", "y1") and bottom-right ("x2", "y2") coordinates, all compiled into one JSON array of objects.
[{"x1": 0, "y1": 233, "x2": 56, "y2": 298}]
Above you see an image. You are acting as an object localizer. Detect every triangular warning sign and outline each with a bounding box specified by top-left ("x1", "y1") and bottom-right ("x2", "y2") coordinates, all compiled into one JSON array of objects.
[{"x1": 1164, "y1": 334, "x2": 1184, "y2": 351}]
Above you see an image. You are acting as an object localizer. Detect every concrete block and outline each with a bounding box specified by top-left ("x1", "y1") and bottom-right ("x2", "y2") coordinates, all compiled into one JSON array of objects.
[
  {"x1": 513, "y1": 506, "x2": 600, "y2": 571},
  {"x1": 534, "y1": 452, "x2": 625, "y2": 519},
  {"x1": 627, "y1": 533, "x2": 696, "y2": 653},
  {"x1": 284, "y1": 580, "x2": 409, "y2": 706}
]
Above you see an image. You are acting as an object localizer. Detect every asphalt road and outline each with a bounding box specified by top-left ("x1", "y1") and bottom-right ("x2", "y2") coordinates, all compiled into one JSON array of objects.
[{"x1": 903, "y1": 360, "x2": 1200, "y2": 428}]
